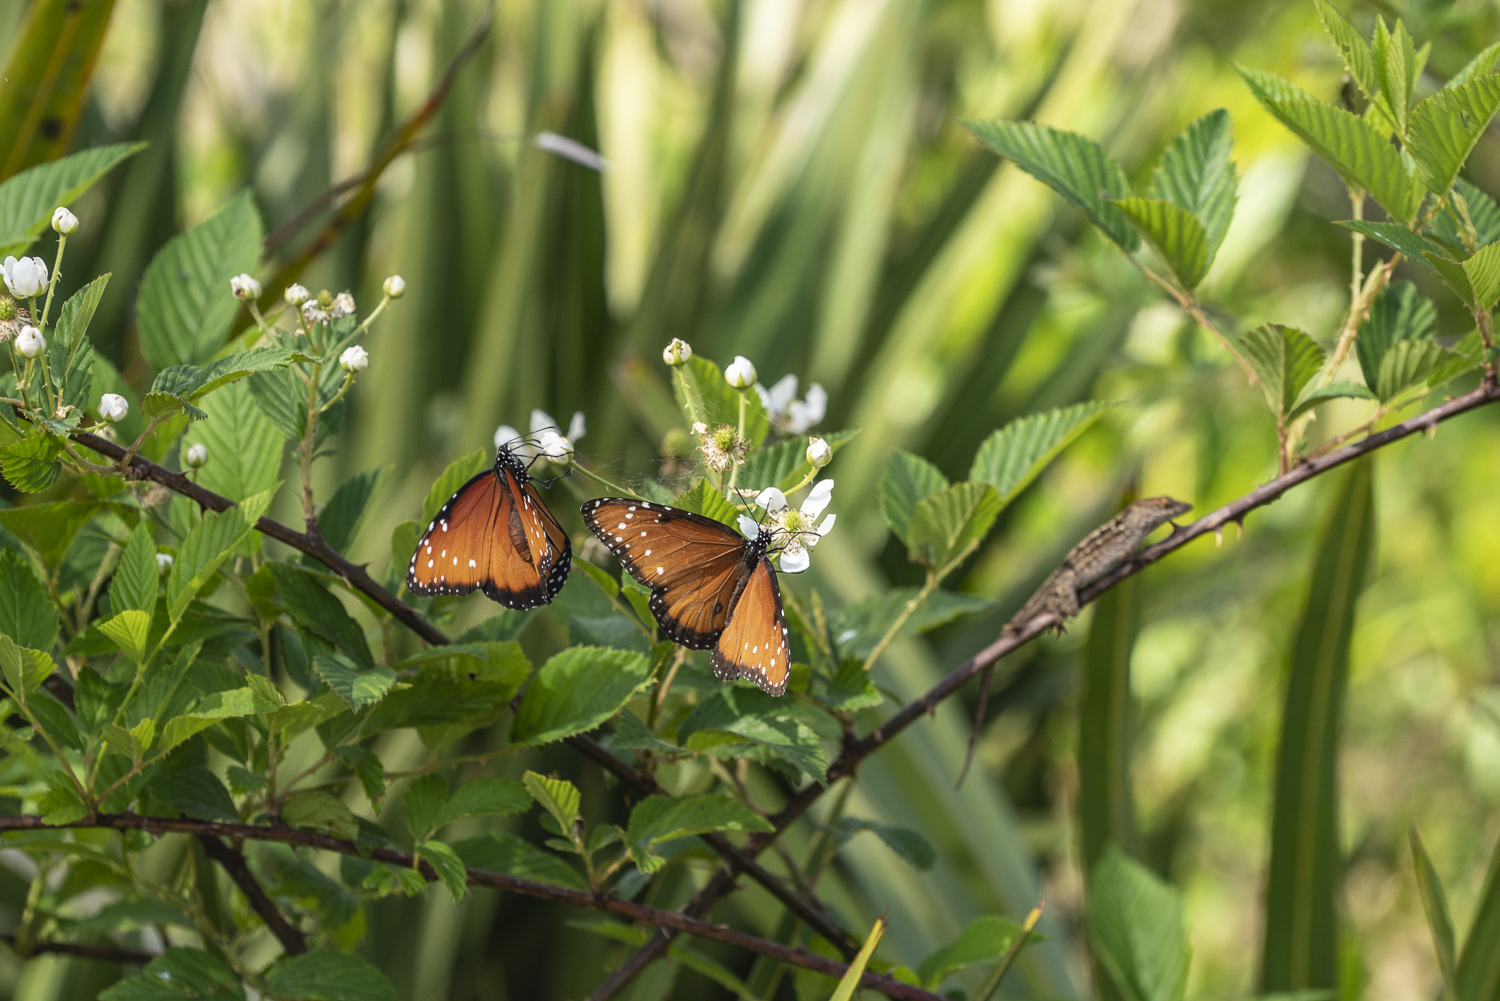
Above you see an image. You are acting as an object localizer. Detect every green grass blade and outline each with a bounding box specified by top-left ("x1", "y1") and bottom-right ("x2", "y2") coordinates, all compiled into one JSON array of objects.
[
  {"x1": 1079, "y1": 577, "x2": 1140, "y2": 872},
  {"x1": 1457, "y1": 831, "x2": 1500, "y2": 1001}
]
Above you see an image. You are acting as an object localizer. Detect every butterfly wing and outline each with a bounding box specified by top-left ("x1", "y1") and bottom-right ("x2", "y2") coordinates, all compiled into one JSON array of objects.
[
  {"x1": 407, "y1": 467, "x2": 569, "y2": 610},
  {"x1": 712, "y1": 556, "x2": 790, "y2": 696},
  {"x1": 581, "y1": 498, "x2": 747, "y2": 649}
]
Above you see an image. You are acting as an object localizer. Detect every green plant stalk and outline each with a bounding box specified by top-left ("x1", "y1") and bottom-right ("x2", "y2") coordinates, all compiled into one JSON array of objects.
[
  {"x1": 861, "y1": 538, "x2": 980, "y2": 671},
  {"x1": 301, "y1": 361, "x2": 322, "y2": 531},
  {"x1": 11, "y1": 861, "x2": 47, "y2": 957},
  {"x1": 728, "y1": 388, "x2": 749, "y2": 490},
  {"x1": 976, "y1": 902, "x2": 1044, "y2": 1001}
]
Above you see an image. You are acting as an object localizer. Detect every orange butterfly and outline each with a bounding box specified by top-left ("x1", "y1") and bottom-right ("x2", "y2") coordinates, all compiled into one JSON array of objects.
[
  {"x1": 406, "y1": 443, "x2": 572, "y2": 609},
  {"x1": 582, "y1": 498, "x2": 790, "y2": 696}
]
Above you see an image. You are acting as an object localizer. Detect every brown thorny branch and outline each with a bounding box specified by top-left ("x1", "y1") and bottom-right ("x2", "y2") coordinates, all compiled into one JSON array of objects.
[{"x1": 65, "y1": 378, "x2": 1500, "y2": 992}]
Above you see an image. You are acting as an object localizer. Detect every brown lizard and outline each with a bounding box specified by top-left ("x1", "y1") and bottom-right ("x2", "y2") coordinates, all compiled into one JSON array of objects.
[{"x1": 958, "y1": 496, "x2": 1192, "y2": 786}]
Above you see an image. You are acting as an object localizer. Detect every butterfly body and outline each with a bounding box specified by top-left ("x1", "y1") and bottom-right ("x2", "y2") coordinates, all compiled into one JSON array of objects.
[
  {"x1": 581, "y1": 498, "x2": 790, "y2": 696},
  {"x1": 406, "y1": 445, "x2": 571, "y2": 609}
]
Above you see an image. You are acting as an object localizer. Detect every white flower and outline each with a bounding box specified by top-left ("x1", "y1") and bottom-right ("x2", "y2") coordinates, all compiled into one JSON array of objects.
[
  {"x1": 184, "y1": 443, "x2": 208, "y2": 469},
  {"x1": 494, "y1": 424, "x2": 527, "y2": 453},
  {"x1": 806, "y1": 437, "x2": 832, "y2": 468},
  {"x1": 339, "y1": 345, "x2": 369, "y2": 372},
  {"x1": 754, "y1": 480, "x2": 836, "y2": 573},
  {"x1": 15, "y1": 325, "x2": 43, "y2": 358},
  {"x1": 755, "y1": 373, "x2": 798, "y2": 416},
  {"x1": 156, "y1": 553, "x2": 174, "y2": 571},
  {"x1": 663, "y1": 338, "x2": 692, "y2": 366},
  {"x1": 383, "y1": 275, "x2": 406, "y2": 299},
  {"x1": 724, "y1": 355, "x2": 757, "y2": 389},
  {"x1": 530, "y1": 408, "x2": 586, "y2": 443},
  {"x1": 3, "y1": 256, "x2": 47, "y2": 298},
  {"x1": 787, "y1": 383, "x2": 827, "y2": 433},
  {"x1": 99, "y1": 393, "x2": 128, "y2": 423},
  {"x1": 230, "y1": 273, "x2": 261, "y2": 301},
  {"x1": 537, "y1": 430, "x2": 574, "y2": 465},
  {"x1": 284, "y1": 283, "x2": 310, "y2": 306},
  {"x1": 51, "y1": 207, "x2": 77, "y2": 235},
  {"x1": 737, "y1": 512, "x2": 761, "y2": 539},
  {"x1": 332, "y1": 292, "x2": 356, "y2": 318}
]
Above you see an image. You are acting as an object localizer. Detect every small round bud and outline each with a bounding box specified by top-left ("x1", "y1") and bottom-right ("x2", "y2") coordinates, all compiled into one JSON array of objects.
[
  {"x1": 15, "y1": 325, "x2": 43, "y2": 358},
  {"x1": 724, "y1": 355, "x2": 757, "y2": 389},
  {"x1": 184, "y1": 442, "x2": 208, "y2": 469},
  {"x1": 284, "y1": 283, "x2": 310, "y2": 306},
  {"x1": 156, "y1": 553, "x2": 174, "y2": 571},
  {"x1": 99, "y1": 393, "x2": 129, "y2": 423},
  {"x1": 51, "y1": 207, "x2": 77, "y2": 235},
  {"x1": 230, "y1": 273, "x2": 262, "y2": 301},
  {"x1": 538, "y1": 430, "x2": 573, "y2": 465},
  {"x1": 806, "y1": 436, "x2": 832, "y2": 468},
  {"x1": 662, "y1": 338, "x2": 693, "y2": 366},
  {"x1": 339, "y1": 345, "x2": 369, "y2": 373},
  {"x1": 383, "y1": 275, "x2": 406, "y2": 299}
]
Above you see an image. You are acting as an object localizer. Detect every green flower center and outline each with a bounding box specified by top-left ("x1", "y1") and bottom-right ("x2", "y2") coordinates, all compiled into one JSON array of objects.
[{"x1": 0, "y1": 297, "x2": 17, "y2": 321}]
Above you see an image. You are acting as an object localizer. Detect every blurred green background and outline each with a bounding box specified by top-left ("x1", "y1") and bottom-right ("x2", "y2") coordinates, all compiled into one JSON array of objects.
[{"x1": 5, "y1": 0, "x2": 1500, "y2": 998}]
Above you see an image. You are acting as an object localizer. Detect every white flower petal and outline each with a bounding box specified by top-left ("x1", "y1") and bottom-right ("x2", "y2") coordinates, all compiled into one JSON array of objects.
[
  {"x1": 755, "y1": 487, "x2": 788, "y2": 513},
  {"x1": 767, "y1": 373, "x2": 798, "y2": 413},
  {"x1": 494, "y1": 424, "x2": 522, "y2": 449},
  {"x1": 778, "y1": 546, "x2": 810, "y2": 573},
  {"x1": 737, "y1": 514, "x2": 760, "y2": 539},
  {"x1": 801, "y1": 479, "x2": 834, "y2": 520},
  {"x1": 567, "y1": 411, "x2": 587, "y2": 442},
  {"x1": 816, "y1": 513, "x2": 836, "y2": 536},
  {"x1": 803, "y1": 383, "x2": 827, "y2": 425},
  {"x1": 529, "y1": 409, "x2": 556, "y2": 435}
]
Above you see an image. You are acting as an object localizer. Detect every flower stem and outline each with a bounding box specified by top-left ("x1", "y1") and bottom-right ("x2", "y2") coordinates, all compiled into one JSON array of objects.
[
  {"x1": 862, "y1": 570, "x2": 938, "y2": 672},
  {"x1": 728, "y1": 390, "x2": 748, "y2": 490},
  {"x1": 39, "y1": 235, "x2": 65, "y2": 332}
]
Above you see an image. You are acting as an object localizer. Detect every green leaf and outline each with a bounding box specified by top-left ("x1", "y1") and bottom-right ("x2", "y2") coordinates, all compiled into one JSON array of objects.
[
  {"x1": 49, "y1": 274, "x2": 109, "y2": 414},
  {"x1": 417, "y1": 838, "x2": 469, "y2": 903},
  {"x1": 829, "y1": 817, "x2": 937, "y2": 871},
  {"x1": 1371, "y1": 17, "x2": 1426, "y2": 134},
  {"x1": 677, "y1": 687, "x2": 833, "y2": 782},
  {"x1": 830, "y1": 919, "x2": 886, "y2": 1001},
  {"x1": 1238, "y1": 67, "x2": 1422, "y2": 222},
  {"x1": 434, "y1": 778, "x2": 531, "y2": 829},
  {"x1": 318, "y1": 466, "x2": 390, "y2": 554},
  {"x1": 672, "y1": 478, "x2": 741, "y2": 528},
  {"x1": 822, "y1": 659, "x2": 884, "y2": 711},
  {"x1": 1356, "y1": 281, "x2": 1436, "y2": 387},
  {"x1": 38, "y1": 770, "x2": 87, "y2": 825},
  {"x1": 917, "y1": 914, "x2": 1029, "y2": 988},
  {"x1": 1375, "y1": 339, "x2": 1451, "y2": 401},
  {"x1": 1313, "y1": 0, "x2": 1380, "y2": 116},
  {"x1": 736, "y1": 429, "x2": 858, "y2": 493},
  {"x1": 1148, "y1": 108, "x2": 1238, "y2": 260},
  {"x1": 332, "y1": 746, "x2": 385, "y2": 808},
  {"x1": 1449, "y1": 42, "x2": 1500, "y2": 91},
  {"x1": 970, "y1": 401, "x2": 1108, "y2": 507},
  {"x1": 0, "y1": 548, "x2": 57, "y2": 651},
  {"x1": 313, "y1": 653, "x2": 394, "y2": 712},
  {"x1": 98, "y1": 946, "x2": 244, "y2": 1001},
  {"x1": 1430, "y1": 329, "x2": 1485, "y2": 388},
  {"x1": 1409, "y1": 74, "x2": 1500, "y2": 195},
  {"x1": 262, "y1": 950, "x2": 398, "y2": 1001},
  {"x1": 1432, "y1": 178, "x2": 1500, "y2": 251},
  {"x1": 281, "y1": 790, "x2": 359, "y2": 841},
  {"x1": 0, "y1": 499, "x2": 99, "y2": 566},
  {"x1": 1112, "y1": 197, "x2": 1210, "y2": 288},
  {"x1": 511, "y1": 646, "x2": 653, "y2": 746},
  {"x1": 266, "y1": 563, "x2": 374, "y2": 671},
  {"x1": 0, "y1": 431, "x2": 62, "y2": 493},
  {"x1": 151, "y1": 767, "x2": 237, "y2": 822},
  {"x1": 1287, "y1": 381, "x2": 1376, "y2": 422},
  {"x1": 612, "y1": 710, "x2": 684, "y2": 753},
  {"x1": 452, "y1": 832, "x2": 586, "y2": 890},
  {"x1": 624, "y1": 794, "x2": 773, "y2": 871},
  {"x1": 158, "y1": 686, "x2": 278, "y2": 754},
  {"x1": 136, "y1": 190, "x2": 263, "y2": 369},
  {"x1": 361, "y1": 643, "x2": 529, "y2": 736},
  {"x1": 403, "y1": 773, "x2": 448, "y2": 839},
  {"x1": 167, "y1": 491, "x2": 271, "y2": 621},
  {"x1": 1338, "y1": 220, "x2": 1448, "y2": 272},
  {"x1": 962, "y1": 119, "x2": 1139, "y2": 250},
  {"x1": 522, "y1": 770, "x2": 581, "y2": 836},
  {"x1": 1456, "y1": 830, "x2": 1500, "y2": 1001},
  {"x1": 1240, "y1": 324, "x2": 1326, "y2": 417},
  {"x1": 1262, "y1": 460, "x2": 1374, "y2": 991},
  {"x1": 0, "y1": 143, "x2": 143, "y2": 257},
  {"x1": 109, "y1": 521, "x2": 159, "y2": 618},
  {"x1": 1088, "y1": 848, "x2": 1191, "y2": 1001},
  {"x1": 421, "y1": 447, "x2": 490, "y2": 524},
  {"x1": 98, "y1": 609, "x2": 152, "y2": 661},
  {"x1": 905, "y1": 481, "x2": 1001, "y2": 568},
  {"x1": 179, "y1": 381, "x2": 284, "y2": 502},
  {"x1": 1079, "y1": 580, "x2": 1139, "y2": 874},
  {"x1": 1428, "y1": 239, "x2": 1500, "y2": 311},
  {"x1": 1409, "y1": 827, "x2": 1457, "y2": 996},
  {"x1": 879, "y1": 449, "x2": 949, "y2": 544},
  {"x1": 672, "y1": 355, "x2": 771, "y2": 446},
  {"x1": 830, "y1": 588, "x2": 993, "y2": 658},
  {"x1": 0, "y1": 633, "x2": 54, "y2": 698}
]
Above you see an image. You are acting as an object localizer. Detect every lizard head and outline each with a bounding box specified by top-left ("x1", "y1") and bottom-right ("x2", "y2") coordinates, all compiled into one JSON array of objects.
[{"x1": 1123, "y1": 496, "x2": 1192, "y2": 532}]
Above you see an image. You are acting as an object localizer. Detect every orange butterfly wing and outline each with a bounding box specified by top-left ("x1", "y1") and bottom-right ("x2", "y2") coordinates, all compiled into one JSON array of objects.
[
  {"x1": 581, "y1": 499, "x2": 746, "y2": 649},
  {"x1": 711, "y1": 556, "x2": 790, "y2": 696}
]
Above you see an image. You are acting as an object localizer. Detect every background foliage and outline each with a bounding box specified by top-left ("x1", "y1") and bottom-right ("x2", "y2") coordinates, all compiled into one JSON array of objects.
[{"x1": 4, "y1": 0, "x2": 1500, "y2": 999}]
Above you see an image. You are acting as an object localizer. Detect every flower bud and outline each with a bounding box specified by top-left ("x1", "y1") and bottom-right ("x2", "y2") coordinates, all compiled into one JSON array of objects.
[
  {"x1": 15, "y1": 325, "x2": 43, "y2": 358},
  {"x1": 724, "y1": 355, "x2": 757, "y2": 389},
  {"x1": 184, "y1": 442, "x2": 208, "y2": 469},
  {"x1": 284, "y1": 283, "x2": 310, "y2": 306},
  {"x1": 3, "y1": 256, "x2": 47, "y2": 298},
  {"x1": 339, "y1": 345, "x2": 369, "y2": 372},
  {"x1": 538, "y1": 430, "x2": 573, "y2": 465},
  {"x1": 99, "y1": 393, "x2": 129, "y2": 423},
  {"x1": 230, "y1": 273, "x2": 261, "y2": 301},
  {"x1": 51, "y1": 207, "x2": 77, "y2": 235},
  {"x1": 332, "y1": 291, "x2": 356, "y2": 318},
  {"x1": 383, "y1": 275, "x2": 406, "y2": 299},
  {"x1": 806, "y1": 436, "x2": 832, "y2": 468},
  {"x1": 662, "y1": 338, "x2": 692, "y2": 366},
  {"x1": 156, "y1": 553, "x2": 174, "y2": 571}
]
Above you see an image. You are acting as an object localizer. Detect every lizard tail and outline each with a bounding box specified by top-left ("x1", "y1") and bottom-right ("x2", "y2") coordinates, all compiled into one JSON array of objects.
[{"x1": 957, "y1": 664, "x2": 996, "y2": 788}]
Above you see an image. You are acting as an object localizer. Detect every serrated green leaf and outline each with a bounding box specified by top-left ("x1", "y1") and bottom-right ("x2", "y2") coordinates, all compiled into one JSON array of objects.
[
  {"x1": 511, "y1": 646, "x2": 653, "y2": 746},
  {"x1": 1313, "y1": 0, "x2": 1380, "y2": 116},
  {"x1": 318, "y1": 466, "x2": 389, "y2": 555},
  {"x1": 38, "y1": 770, "x2": 87, "y2": 825},
  {"x1": 677, "y1": 687, "x2": 833, "y2": 782},
  {"x1": 1338, "y1": 220, "x2": 1448, "y2": 270},
  {"x1": 1240, "y1": 324, "x2": 1326, "y2": 417},
  {"x1": 1448, "y1": 42, "x2": 1500, "y2": 90},
  {"x1": 178, "y1": 383, "x2": 285, "y2": 503},
  {"x1": 1148, "y1": 108, "x2": 1237, "y2": 260},
  {"x1": 265, "y1": 563, "x2": 374, "y2": 671},
  {"x1": 1408, "y1": 75, "x2": 1500, "y2": 195},
  {"x1": 1431, "y1": 178, "x2": 1500, "y2": 252},
  {"x1": 624, "y1": 794, "x2": 773, "y2": 872},
  {"x1": 0, "y1": 431, "x2": 62, "y2": 493},
  {"x1": 0, "y1": 548, "x2": 57, "y2": 651},
  {"x1": 1088, "y1": 848, "x2": 1191, "y2": 1001},
  {"x1": 49, "y1": 274, "x2": 109, "y2": 414},
  {"x1": 1357, "y1": 281, "x2": 1435, "y2": 387},
  {"x1": 0, "y1": 499, "x2": 99, "y2": 567},
  {"x1": 0, "y1": 633, "x2": 54, "y2": 699},
  {"x1": 1371, "y1": 17, "x2": 1426, "y2": 134},
  {"x1": 1287, "y1": 381, "x2": 1376, "y2": 422},
  {"x1": 108, "y1": 520, "x2": 159, "y2": 618},
  {"x1": 829, "y1": 816, "x2": 937, "y2": 871},
  {"x1": 136, "y1": 190, "x2": 263, "y2": 369},
  {"x1": 906, "y1": 481, "x2": 1001, "y2": 568},
  {"x1": 522, "y1": 770, "x2": 581, "y2": 836},
  {"x1": 970, "y1": 401, "x2": 1108, "y2": 508},
  {"x1": 670, "y1": 478, "x2": 741, "y2": 528},
  {"x1": 420, "y1": 447, "x2": 490, "y2": 524},
  {"x1": 416, "y1": 838, "x2": 469, "y2": 903},
  {"x1": 1429, "y1": 329, "x2": 1484, "y2": 388},
  {"x1": 167, "y1": 491, "x2": 271, "y2": 621},
  {"x1": 963, "y1": 119, "x2": 1139, "y2": 250},
  {"x1": 313, "y1": 653, "x2": 394, "y2": 711},
  {"x1": 98, "y1": 609, "x2": 151, "y2": 661},
  {"x1": 362, "y1": 643, "x2": 528, "y2": 736},
  {"x1": 0, "y1": 143, "x2": 143, "y2": 257},
  {"x1": 917, "y1": 914, "x2": 1029, "y2": 988},
  {"x1": 1113, "y1": 197, "x2": 1210, "y2": 288},
  {"x1": 1375, "y1": 339, "x2": 1450, "y2": 401},
  {"x1": 612, "y1": 710, "x2": 683, "y2": 753},
  {"x1": 879, "y1": 449, "x2": 949, "y2": 544},
  {"x1": 434, "y1": 778, "x2": 531, "y2": 829},
  {"x1": 452, "y1": 832, "x2": 587, "y2": 890},
  {"x1": 403, "y1": 773, "x2": 448, "y2": 839},
  {"x1": 98, "y1": 946, "x2": 244, "y2": 1001},
  {"x1": 281, "y1": 789, "x2": 358, "y2": 840},
  {"x1": 152, "y1": 766, "x2": 236, "y2": 822},
  {"x1": 100, "y1": 723, "x2": 140, "y2": 761},
  {"x1": 262, "y1": 949, "x2": 397, "y2": 1001}
]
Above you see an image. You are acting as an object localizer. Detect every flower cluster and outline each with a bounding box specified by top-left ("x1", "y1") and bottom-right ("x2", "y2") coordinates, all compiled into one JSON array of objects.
[
  {"x1": 302, "y1": 290, "x2": 356, "y2": 325},
  {"x1": 738, "y1": 482, "x2": 836, "y2": 573},
  {"x1": 757, "y1": 373, "x2": 826, "y2": 434},
  {"x1": 495, "y1": 409, "x2": 588, "y2": 466}
]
